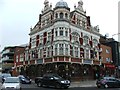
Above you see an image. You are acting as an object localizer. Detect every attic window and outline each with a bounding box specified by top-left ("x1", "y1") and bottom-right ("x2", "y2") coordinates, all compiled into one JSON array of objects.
[
  {"x1": 60, "y1": 12, "x2": 63, "y2": 18},
  {"x1": 55, "y1": 13, "x2": 58, "y2": 18}
]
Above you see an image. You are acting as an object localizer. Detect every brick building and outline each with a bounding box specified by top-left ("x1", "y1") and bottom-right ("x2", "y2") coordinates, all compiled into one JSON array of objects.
[
  {"x1": 99, "y1": 44, "x2": 115, "y2": 76},
  {"x1": 1, "y1": 46, "x2": 27, "y2": 75}
]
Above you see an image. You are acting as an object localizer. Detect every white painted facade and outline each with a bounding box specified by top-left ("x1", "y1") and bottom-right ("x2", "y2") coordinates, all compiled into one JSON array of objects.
[{"x1": 28, "y1": 0, "x2": 101, "y2": 65}]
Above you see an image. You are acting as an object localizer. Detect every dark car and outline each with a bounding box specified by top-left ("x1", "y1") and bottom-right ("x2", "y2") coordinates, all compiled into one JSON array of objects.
[
  {"x1": 96, "y1": 76, "x2": 120, "y2": 88},
  {"x1": 35, "y1": 73, "x2": 70, "y2": 89},
  {"x1": 18, "y1": 75, "x2": 31, "y2": 84}
]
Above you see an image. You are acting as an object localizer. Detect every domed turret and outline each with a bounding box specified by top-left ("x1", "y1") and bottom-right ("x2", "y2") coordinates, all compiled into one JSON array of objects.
[{"x1": 55, "y1": 0, "x2": 68, "y2": 8}]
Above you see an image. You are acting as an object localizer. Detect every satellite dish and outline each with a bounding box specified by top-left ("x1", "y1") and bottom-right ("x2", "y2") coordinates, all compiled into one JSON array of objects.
[{"x1": 105, "y1": 33, "x2": 109, "y2": 37}]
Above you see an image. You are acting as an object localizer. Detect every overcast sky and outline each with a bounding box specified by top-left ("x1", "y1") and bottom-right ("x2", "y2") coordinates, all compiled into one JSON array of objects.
[{"x1": 0, "y1": 0, "x2": 119, "y2": 51}]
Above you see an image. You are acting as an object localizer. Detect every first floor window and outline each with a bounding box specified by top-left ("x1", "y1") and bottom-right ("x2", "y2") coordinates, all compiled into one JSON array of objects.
[
  {"x1": 75, "y1": 47, "x2": 78, "y2": 57},
  {"x1": 65, "y1": 44, "x2": 68, "y2": 55},
  {"x1": 85, "y1": 49, "x2": 89, "y2": 59},
  {"x1": 55, "y1": 44, "x2": 58, "y2": 55},
  {"x1": 59, "y1": 44, "x2": 64, "y2": 55},
  {"x1": 39, "y1": 49, "x2": 43, "y2": 58}
]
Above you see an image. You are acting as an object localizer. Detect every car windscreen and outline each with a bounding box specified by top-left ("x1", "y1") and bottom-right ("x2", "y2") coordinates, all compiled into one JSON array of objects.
[
  {"x1": 2, "y1": 74, "x2": 11, "y2": 78},
  {"x1": 19, "y1": 76, "x2": 25, "y2": 79},
  {"x1": 53, "y1": 76, "x2": 62, "y2": 80},
  {"x1": 4, "y1": 78, "x2": 19, "y2": 83}
]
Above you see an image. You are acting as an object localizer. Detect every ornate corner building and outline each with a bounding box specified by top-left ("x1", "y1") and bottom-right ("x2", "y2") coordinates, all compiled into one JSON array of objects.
[{"x1": 16, "y1": 0, "x2": 102, "y2": 80}]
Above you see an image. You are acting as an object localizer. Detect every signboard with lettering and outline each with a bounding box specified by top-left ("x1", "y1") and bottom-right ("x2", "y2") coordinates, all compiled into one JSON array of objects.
[
  {"x1": 37, "y1": 59, "x2": 43, "y2": 64},
  {"x1": 83, "y1": 60, "x2": 92, "y2": 64}
]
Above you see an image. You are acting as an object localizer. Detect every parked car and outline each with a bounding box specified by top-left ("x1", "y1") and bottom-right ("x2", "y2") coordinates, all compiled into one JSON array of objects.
[
  {"x1": 96, "y1": 76, "x2": 120, "y2": 88},
  {"x1": 0, "y1": 73, "x2": 11, "y2": 83},
  {"x1": 35, "y1": 73, "x2": 71, "y2": 89},
  {"x1": 18, "y1": 75, "x2": 31, "y2": 84},
  {"x1": 1, "y1": 77, "x2": 21, "y2": 90}
]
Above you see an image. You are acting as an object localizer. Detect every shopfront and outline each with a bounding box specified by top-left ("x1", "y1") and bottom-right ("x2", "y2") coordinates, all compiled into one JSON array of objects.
[{"x1": 104, "y1": 63, "x2": 116, "y2": 76}]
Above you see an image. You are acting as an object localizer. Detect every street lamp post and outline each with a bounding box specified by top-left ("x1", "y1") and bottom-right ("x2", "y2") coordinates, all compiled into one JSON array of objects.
[{"x1": 112, "y1": 33, "x2": 120, "y2": 41}]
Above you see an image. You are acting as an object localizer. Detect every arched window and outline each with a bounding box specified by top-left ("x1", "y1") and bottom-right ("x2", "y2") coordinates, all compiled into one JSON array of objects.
[
  {"x1": 55, "y1": 31, "x2": 58, "y2": 36},
  {"x1": 60, "y1": 12, "x2": 63, "y2": 18},
  {"x1": 84, "y1": 36, "x2": 89, "y2": 45},
  {"x1": 65, "y1": 31, "x2": 68, "y2": 37},
  {"x1": 72, "y1": 32, "x2": 79, "y2": 42},
  {"x1": 55, "y1": 13, "x2": 58, "y2": 18},
  {"x1": 60, "y1": 30, "x2": 63, "y2": 36},
  {"x1": 93, "y1": 39, "x2": 98, "y2": 47},
  {"x1": 65, "y1": 13, "x2": 68, "y2": 19}
]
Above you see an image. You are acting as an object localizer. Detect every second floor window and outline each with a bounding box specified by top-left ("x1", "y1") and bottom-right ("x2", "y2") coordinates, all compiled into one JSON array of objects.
[
  {"x1": 106, "y1": 49, "x2": 110, "y2": 53},
  {"x1": 31, "y1": 37, "x2": 36, "y2": 47},
  {"x1": 84, "y1": 36, "x2": 89, "y2": 45},
  {"x1": 65, "y1": 31, "x2": 68, "y2": 37},
  {"x1": 55, "y1": 31, "x2": 58, "y2": 36},
  {"x1": 16, "y1": 55, "x2": 18, "y2": 62},
  {"x1": 39, "y1": 35, "x2": 43, "y2": 45},
  {"x1": 25, "y1": 52, "x2": 28, "y2": 61},
  {"x1": 72, "y1": 32, "x2": 79, "y2": 42},
  {"x1": 93, "y1": 39, "x2": 98, "y2": 47},
  {"x1": 20, "y1": 54, "x2": 24, "y2": 62},
  {"x1": 48, "y1": 32, "x2": 51, "y2": 41}
]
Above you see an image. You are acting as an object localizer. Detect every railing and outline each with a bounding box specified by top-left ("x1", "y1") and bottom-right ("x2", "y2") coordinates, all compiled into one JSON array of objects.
[{"x1": 1, "y1": 56, "x2": 13, "y2": 62}]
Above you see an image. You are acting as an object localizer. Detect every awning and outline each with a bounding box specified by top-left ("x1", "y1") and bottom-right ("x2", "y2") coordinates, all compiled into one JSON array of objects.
[{"x1": 105, "y1": 63, "x2": 115, "y2": 69}]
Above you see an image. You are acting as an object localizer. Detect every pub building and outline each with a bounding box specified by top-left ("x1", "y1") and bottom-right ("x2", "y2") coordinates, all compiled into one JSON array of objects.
[{"x1": 14, "y1": 0, "x2": 111, "y2": 81}]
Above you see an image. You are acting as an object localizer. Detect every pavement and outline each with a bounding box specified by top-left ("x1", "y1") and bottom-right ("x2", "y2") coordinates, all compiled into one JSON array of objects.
[
  {"x1": 0, "y1": 83, "x2": 2, "y2": 90},
  {"x1": 70, "y1": 80, "x2": 97, "y2": 88}
]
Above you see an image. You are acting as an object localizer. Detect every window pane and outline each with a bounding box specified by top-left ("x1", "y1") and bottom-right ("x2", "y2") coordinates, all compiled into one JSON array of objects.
[
  {"x1": 60, "y1": 31, "x2": 63, "y2": 36},
  {"x1": 60, "y1": 12, "x2": 63, "y2": 18}
]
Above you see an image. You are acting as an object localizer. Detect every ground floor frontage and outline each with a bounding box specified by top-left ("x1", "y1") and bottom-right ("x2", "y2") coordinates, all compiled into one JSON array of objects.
[{"x1": 13, "y1": 62, "x2": 113, "y2": 81}]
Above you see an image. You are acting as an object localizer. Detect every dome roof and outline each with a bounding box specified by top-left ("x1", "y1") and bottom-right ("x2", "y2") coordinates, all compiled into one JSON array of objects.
[{"x1": 55, "y1": 0, "x2": 68, "y2": 8}]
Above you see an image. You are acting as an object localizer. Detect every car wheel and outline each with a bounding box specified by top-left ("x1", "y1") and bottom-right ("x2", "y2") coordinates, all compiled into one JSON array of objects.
[
  {"x1": 20, "y1": 87, "x2": 22, "y2": 90},
  {"x1": 104, "y1": 84, "x2": 108, "y2": 88},
  {"x1": 97, "y1": 85, "x2": 100, "y2": 88},
  {"x1": 37, "y1": 82, "x2": 42, "y2": 87},
  {"x1": 29, "y1": 81, "x2": 31, "y2": 84},
  {"x1": 64, "y1": 86, "x2": 69, "y2": 89},
  {"x1": 55, "y1": 83, "x2": 61, "y2": 89},
  {"x1": 100, "y1": 85, "x2": 105, "y2": 88}
]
